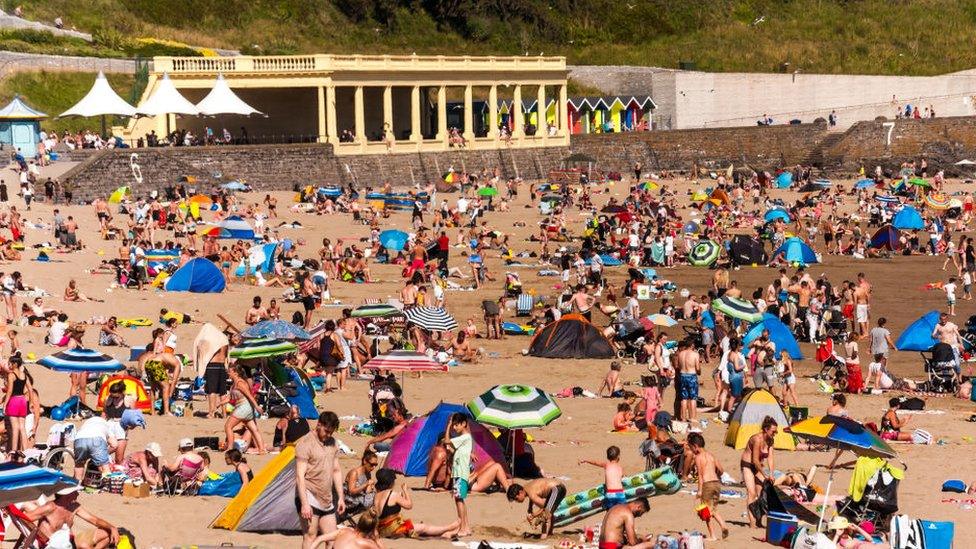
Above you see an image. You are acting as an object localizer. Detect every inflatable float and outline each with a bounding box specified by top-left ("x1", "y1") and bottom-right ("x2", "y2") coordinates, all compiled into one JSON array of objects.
[{"x1": 552, "y1": 466, "x2": 681, "y2": 527}]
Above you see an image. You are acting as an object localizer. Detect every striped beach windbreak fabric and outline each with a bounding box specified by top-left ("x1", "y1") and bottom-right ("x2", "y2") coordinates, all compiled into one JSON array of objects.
[
  {"x1": 467, "y1": 384, "x2": 561, "y2": 429},
  {"x1": 38, "y1": 348, "x2": 124, "y2": 373},
  {"x1": 688, "y1": 239, "x2": 720, "y2": 267},
  {"x1": 350, "y1": 304, "x2": 403, "y2": 318},
  {"x1": 363, "y1": 350, "x2": 447, "y2": 372},
  {"x1": 711, "y1": 295, "x2": 763, "y2": 323},
  {"x1": 403, "y1": 306, "x2": 458, "y2": 331},
  {"x1": 229, "y1": 338, "x2": 298, "y2": 360}
]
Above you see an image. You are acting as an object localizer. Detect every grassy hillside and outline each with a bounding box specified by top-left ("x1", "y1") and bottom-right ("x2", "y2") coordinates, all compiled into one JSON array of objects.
[
  {"x1": 0, "y1": 71, "x2": 135, "y2": 133},
  {"x1": 16, "y1": 0, "x2": 976, "y2": 75}
]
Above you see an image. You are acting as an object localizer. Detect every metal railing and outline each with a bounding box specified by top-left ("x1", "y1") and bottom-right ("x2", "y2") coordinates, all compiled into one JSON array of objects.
[{"x1": 154, "y1": 54, "x2": 567, "y2": 75}]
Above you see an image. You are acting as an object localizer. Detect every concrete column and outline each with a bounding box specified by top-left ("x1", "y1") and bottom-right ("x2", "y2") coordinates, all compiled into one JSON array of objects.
[
  {"x1": 436, "y1": 85, "x2": 447, "y2": 142},
  {"x1": 382, "y1": 85, "x2": 394, "y2": 141},
  {"x1": 559, "y1": 83, "x2": 569, "y2": 135},
  {"x1": 512, "y1": 84, "x2": 524, "y2": 137},
  {"x1": 536, "y1": 84, "x2": 546, "y2": 140},
  {"x1": 316, "y1": 86, "x2": 326, "y2": 143},
  {"x1": 325, "y1": 84, "x2": 337, "y2": 143},
  {"x1": 354, "y1": 85, "x2": 365, "y2": 143},
  {"x1": 487, "y1": 84, "x2": 498, "y2": 139},
  {"x1": 410, "y1": 85, "x2": 421, "y2": 142},
  {"x1": 462, "y1": 84, "x2": 474, "y2": 141}
]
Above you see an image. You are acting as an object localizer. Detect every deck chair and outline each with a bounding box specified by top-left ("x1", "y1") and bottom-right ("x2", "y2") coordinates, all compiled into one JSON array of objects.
[
  {"x1": 516, "y1": 293, "x2": 533, "y2": 317},
  {"x1": 3, "y1": 504, "x2": 45, "y2": 549},
  {"x1": 160, "y1": 459, "x2": 204, "y2": 496}
]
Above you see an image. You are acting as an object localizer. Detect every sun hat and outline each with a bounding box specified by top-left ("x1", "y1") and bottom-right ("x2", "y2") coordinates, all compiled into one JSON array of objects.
[
  {"x1": 56, "y1": 485, "x2": 81, "y2": 496},
  {"x1": 178, "y1": 438, "x2": 193, "y2": 449},
  {"x1": 145, "y1": 442, "x2": 163, "y2": 458}
]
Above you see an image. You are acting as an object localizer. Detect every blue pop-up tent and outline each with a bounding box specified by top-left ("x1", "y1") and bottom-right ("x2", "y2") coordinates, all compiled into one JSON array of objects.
[
  {"x1": 775, "y1": 172, "x2": 793, "y2": 188},
  {"x1": 743, "y1": 313, "x2": 803, "y2": 359},
  {"x1": 218, "y1": 215, "x2": 256, "y2": 240},
  {"x1": 892, "y1": 206, "x2": 925, "y2": 230},
  {"x1": 166, "y1": 258, "x2": 226, "y2": 293},
  {"x1": 773, "y1": 237, "x2": 818, "y2": 265},
  {"x1": 869, "y1": 225, "x2": 902, "y2": 251},
  {"x1": 764, "y1": 208, "x2": 791, "y2": 223},
  {"x1": 895, "y1": 310, "x2": 940, "y2": 351},
  {"x1": 235, "y1": 243, "x2": 278, "y2": 277}
]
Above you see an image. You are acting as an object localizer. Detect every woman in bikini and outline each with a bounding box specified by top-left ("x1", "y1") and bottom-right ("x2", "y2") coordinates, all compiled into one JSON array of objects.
[
  {"x1": 222, "y1": 365, "x2": 267, "y2": 454},
  {"x1": 373, "y1": 468, "x2": 459, "y2": 539},
  {"x1": 879, "y1": 398, "x2": 913, "y2": 442},
  {"x1": 3, "y1": 354, "x2": 32, "y2": 452},
  {"x1": 741, "y1": 416, "x2": 777, "y2": 528}
]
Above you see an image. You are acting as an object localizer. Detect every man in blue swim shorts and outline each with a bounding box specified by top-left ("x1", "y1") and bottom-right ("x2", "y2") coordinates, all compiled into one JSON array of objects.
[{"x1": 675, "y1": 338, "x2": 702, "y2": 422}]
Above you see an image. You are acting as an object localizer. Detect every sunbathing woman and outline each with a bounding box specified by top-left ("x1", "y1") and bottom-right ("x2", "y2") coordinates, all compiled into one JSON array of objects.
[
  {"x1": 63, "y1": 279, "x2": 102, "y2": 302},
  {"x1": 879, "y1": 398, "x2": 913, "y2": 442},
  {"x1": 374, "y1": 468, "x2": 459, "y2": 539}
]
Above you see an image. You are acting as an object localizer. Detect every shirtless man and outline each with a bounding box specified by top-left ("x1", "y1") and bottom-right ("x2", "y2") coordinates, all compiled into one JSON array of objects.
[
  {"x1": 688, "y1": 432, "x2": 729, "y2": 541},
  {"x1": 674, "y1": 339, "x2": 701, "y2": 422},
  {"x1": 506, "y1": 478, "x2": 568, "y2": 539},
  {"x1": 932, "y1": 312, "x2": 963, "y2": 378},
  {"x1": 598, "y1": 498, "x2": 653, "y2": 549},
  {"x1": 854, "y1": 272, "x2": 872, "y2": 338},
  {"x1": 93, "y1": 198, "x2": 111, "y2": 229},
  {"x1": 244, "y1": 296, "x2": 268, "y2": 326},
  {"x1": 219, "y1": 247, "x2": 234, "y2": 282},
  {"x1": 23, "y1": 486, "x2": 119, "y2": 549},
  {"x1": 400, "y1": 280, "x2": 418, "y2": 308},
  {"x1": 570, "y1": 285, "x2": 596, "y2": 321},
  {"x1": 264, "y1": 194, "x2": 278, "y2": 219}
]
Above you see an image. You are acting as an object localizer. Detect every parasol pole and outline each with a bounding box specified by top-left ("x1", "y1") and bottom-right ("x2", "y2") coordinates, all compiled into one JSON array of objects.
[{"x1": 816, "y1": 448, "x2": 843, "y2": 532}]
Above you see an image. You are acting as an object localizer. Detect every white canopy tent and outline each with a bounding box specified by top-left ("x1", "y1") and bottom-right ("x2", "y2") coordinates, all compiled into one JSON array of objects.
[
  {"x1": 59, "y1": 71, "x2": 136, "y2": 118},
  {"x1": 136, "y1": 73, "x2": 199, "y2": 116},
  {"x1": 195, "y1": 74, "x2": 262, "y2": 116}
]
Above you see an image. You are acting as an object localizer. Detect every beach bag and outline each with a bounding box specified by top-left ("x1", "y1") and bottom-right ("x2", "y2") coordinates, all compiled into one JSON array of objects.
[
  {"x1": 919, "y1": 520, "x2": 954, "y2": 549},
  {"x1": 890, "y1": 514, "x2": 926, "y2": 549},
  {"x1": 790, "y1": 527, "x2": 834, "y2": 549},
  {"x1": 897, "y1": 396, "x2": 925, "y2": 411},
  {"x1": 912, "y1": 429, "x2": 932, "y2": 445},
  {"x1": 941, "y1": 480, "x2": 966, "y2": 493}
]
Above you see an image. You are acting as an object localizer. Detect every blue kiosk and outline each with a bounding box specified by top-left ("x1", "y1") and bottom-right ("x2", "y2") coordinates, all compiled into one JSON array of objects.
[{"x1": 0, "y1": 96, "x2": 46, "y2": 157}]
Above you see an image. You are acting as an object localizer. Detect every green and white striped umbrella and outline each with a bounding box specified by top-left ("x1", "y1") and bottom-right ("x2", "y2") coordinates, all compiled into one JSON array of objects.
[
  {"x1": 688, "y1": 239, "x2": 720, "y2": 267},
  {"x1": 230, "y1": 337, "x2": 298, "y2": 360},
  {"x1": 711, "y1": 295, "x2": 763, "y2": 323},
  {"x1": 467, "y1": 384, "x2": 561, "y2": 429}
]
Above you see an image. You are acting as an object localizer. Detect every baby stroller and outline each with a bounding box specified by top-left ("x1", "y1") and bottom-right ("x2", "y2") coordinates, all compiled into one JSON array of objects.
[
  {"x1": 369, "y1": 377, "x2": 406, "y2": 433},
  {"x1": 615, "y1": 318, "x2": 649, "y2": 360},
  {"x1": 681, "y1": 325, "x2": 706, "y2": 355},
  {"x1": 920, "y1": 342, "x2": 959, "y2": 394},
  {"x1": 814, "y1": 338, "x2": 852, "y2": 392},
  {"x1": 820, "y1": 308, "x2": 849, "y2": 343},
  {"x1": 836, "y1": 458, "x2": 900, "y2": 532}
]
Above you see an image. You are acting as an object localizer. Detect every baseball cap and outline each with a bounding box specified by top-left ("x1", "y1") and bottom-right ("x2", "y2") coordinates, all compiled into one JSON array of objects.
[
  {"x1": 145, "y1": 442, "x2": 163, "y2": 458},
  {"x1": 178, "y1": 438, "x2": 193, "y2": 449},
  {"x1": 56, "y1": 485, "x2": 81, "y2": 496}
]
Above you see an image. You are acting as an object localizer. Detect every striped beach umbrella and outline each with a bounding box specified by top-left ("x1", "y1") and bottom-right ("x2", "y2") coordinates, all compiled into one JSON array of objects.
[
  {"x1": 229, "y1": 337, "x2": 298, "y2": 360},
  {"x1": 712, "y1": 295, "x2": 763, "y2": 323},
  {"x1": 404, "y1": 307, "x2": 458, "y2": 331},
  {"x1": 241, "y1": 320, "x2": 311, "y2": 341},
  {"x1": 688, "y1": 239, "x2": 720, "y2": 267},
  {"x1": 923, "y1": 193, "x2": 951, "y2": 210},
  {"x1": 363, "y1": 350, "x2": 447, "y2": 373},
  {"x1": 350, "y1": 304, "x2": 403, "y2": 318},
  {"x1": 467, "y1": 384, "x2": 561, "y2": 429},
  {"x1": 38, "y1": 348, "x2": 124, "y2": 373},
  {"x1": 874, "y1": 194, "x2": 900, "y2": 205}
]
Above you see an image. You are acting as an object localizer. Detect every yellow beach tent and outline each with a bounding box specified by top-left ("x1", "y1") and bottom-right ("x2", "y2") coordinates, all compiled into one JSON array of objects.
[
  {"x1": 211, "y1": 445, "x2": 302, "y2": 532},
  {"x1": 724, "y1": 389, "x2": 796, "y2": 450},
  {"x1": 108, "y1": 186, "x2": 130, "y2": 203}
]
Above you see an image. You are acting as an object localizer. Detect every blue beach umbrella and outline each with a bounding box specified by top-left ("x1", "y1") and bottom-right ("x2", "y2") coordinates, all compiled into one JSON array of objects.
[
  {"x1": 854, "y1": 179, "x2": 875, "y2": 189},
  {"x1": 743, "y1": 313, "x2": 803, "y2": 359},
  {"x1": 38, "y1": 348, "x2": 124, "y2": 373},
  {"x1": 241, "y1": 319, "x2": 312, "y2": 341},
  {"x1": 0, "y1": 463, "x2": 79, "y2": 506},
  {"x1": 379, "y1": 229, "x2": 409, "y2": 252}
]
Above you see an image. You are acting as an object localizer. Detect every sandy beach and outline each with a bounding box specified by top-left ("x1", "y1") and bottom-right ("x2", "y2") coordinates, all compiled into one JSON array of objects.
[{"x1": 4, "y1": 169, "x2": 975, "y2": 549}]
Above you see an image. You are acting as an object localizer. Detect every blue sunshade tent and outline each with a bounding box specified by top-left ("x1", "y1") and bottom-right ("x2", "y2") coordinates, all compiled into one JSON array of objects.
[
  {"x1": 775, "y1": 172, "x2": 793, "y2": 188},
  {"x1": 895, "y1": 310, "x2": 940, "y2": 351},
  {"x1": 743, "y1": 313, "x2": 803, "y2": 359},
  {"x1": 0, "y1": 463, "x2": 78, "y2": 506},
  {"x1": 773, "y1": 237, "x2": 818, "y2": 265},
  {"x1": 892, "y1": 206, "x2": 924, "y2": 230},
  {"x1": 218, "y1": 215, "x2": 256, "y2": 239},
  {"x1": 764, "y1": 208, "x2": 791, "y2": 223},
  {"x1": 38, "y1": 348, "x2": 124, "y2": 373},
  {"x1": 379, "y1": 229, "x2": 409, "y2": 251},
  {"x1": 869, "y1": 225, "x2": 901, "y2": 251},
  {"x1": 235, "y1": 242, "x2": 278, "y2": 277},
  {"x1": 166, "y1": 257, "x2": 226, "y2": 293}
]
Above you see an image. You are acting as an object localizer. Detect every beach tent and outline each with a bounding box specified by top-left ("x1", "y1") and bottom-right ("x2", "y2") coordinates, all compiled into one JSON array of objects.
[
  {"x1": 892, "y1": 206, "x2": 924, "y2": 230},
  {"x1": 773, "y1": 237, "x2": 818, "y2": 265},
  {"x1": 234, "y1": 242, "x2": 278, "y2": 277},
  {"x1": 763, "y1": 208, "x2": 791, "y2": 223},
  {"x1": 869, "y1": 225, "x2": 902, "y2": 251},
  {"x1": 528, "y1": 313, "x2": 615, "y2": 359},
  {"x1": 212, "y1": 446, "x2": 301, "y2": 532},
  {"x1": 136, "y1": 73, "x2": 199, "y2": 116},
  {"x1": 165, "y1": 258, "x2": 226, "y2": 293},
  {"x1": 775, "y1": 172, "x2": 793, "y2": 188},
  {"x1": 743, "y1": 313, "x2": 803, "y2": 359},
  {"x1": 59, "y1": 71, "x2": 137, "y2": 118},
  {"x1": 385, "y1": 402, "x2": 507, "y2": 477},
  {"x1": 95, "y1": 374, "x2": 151, "y2": 412},
  {"x1": 108, "y1": 186, "x2": 131, "y2": 203},
  {"x1": 145, "y1": 248, "x2": 180, "y2": 272},
  {"x1": 895, "y1": 310, "x2": 940, "y2": 352},
  {"x1": 729, "y1": 235, "x2": 767, "y2": 265},
  {"x1": 218, "y1": 215, "x2": 256, "y2": 240},
  {"x1": 195, "y1": 74, "x2": 262, "y2": 116},
  {"x1": 725, "y1": 389, "x2": 796, "y2": 450}
]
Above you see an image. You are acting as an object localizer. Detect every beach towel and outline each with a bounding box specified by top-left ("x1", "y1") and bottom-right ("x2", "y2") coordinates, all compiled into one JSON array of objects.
[
  {"x1": 118, "y1": 318, "x2": 152, "y2": 327},
  {"x1": 192, "y1": 323, "x2": 229, "y2": 378}
]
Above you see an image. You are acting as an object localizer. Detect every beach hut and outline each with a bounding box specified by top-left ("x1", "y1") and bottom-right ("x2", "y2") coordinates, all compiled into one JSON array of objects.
[
  {"x1": 725, "y1": 389, "x2": 796, "y2": 450},
  {"x1": 0, "y1": 96, "x2": 46, "y2": 157},
  {"x1": 212, "y1": 445, "x2": 301, "y2": 532},
  {"x1": 624, "y1": 96, "x2": 656, "y2": 130},
  {"x1": 607, "y1": 96, "x2": 627, "y2": 132},
  {"x1": 165, "y1": 257, "x2": 226, "y2": 293},
  {"x1": 528, "y1": 313, "x2": 615, "y2": 359},
  {"x1": 567, "y1": 98, "x2": 586, "y2": 134},
  {"x1": 385, "y1": 402, "x2": 507, "y2": 477}
]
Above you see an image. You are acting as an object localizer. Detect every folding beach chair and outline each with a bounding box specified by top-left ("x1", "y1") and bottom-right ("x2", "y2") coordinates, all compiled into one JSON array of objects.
[{"x1": 516, "y1": 293, "x2": 533, "y2": 317}]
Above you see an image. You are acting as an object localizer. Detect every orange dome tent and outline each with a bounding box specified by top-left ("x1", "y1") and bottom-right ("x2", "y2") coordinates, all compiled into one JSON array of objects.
[{"x1": 96, "y1": 374, "x2": 152, "y2": 411}]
